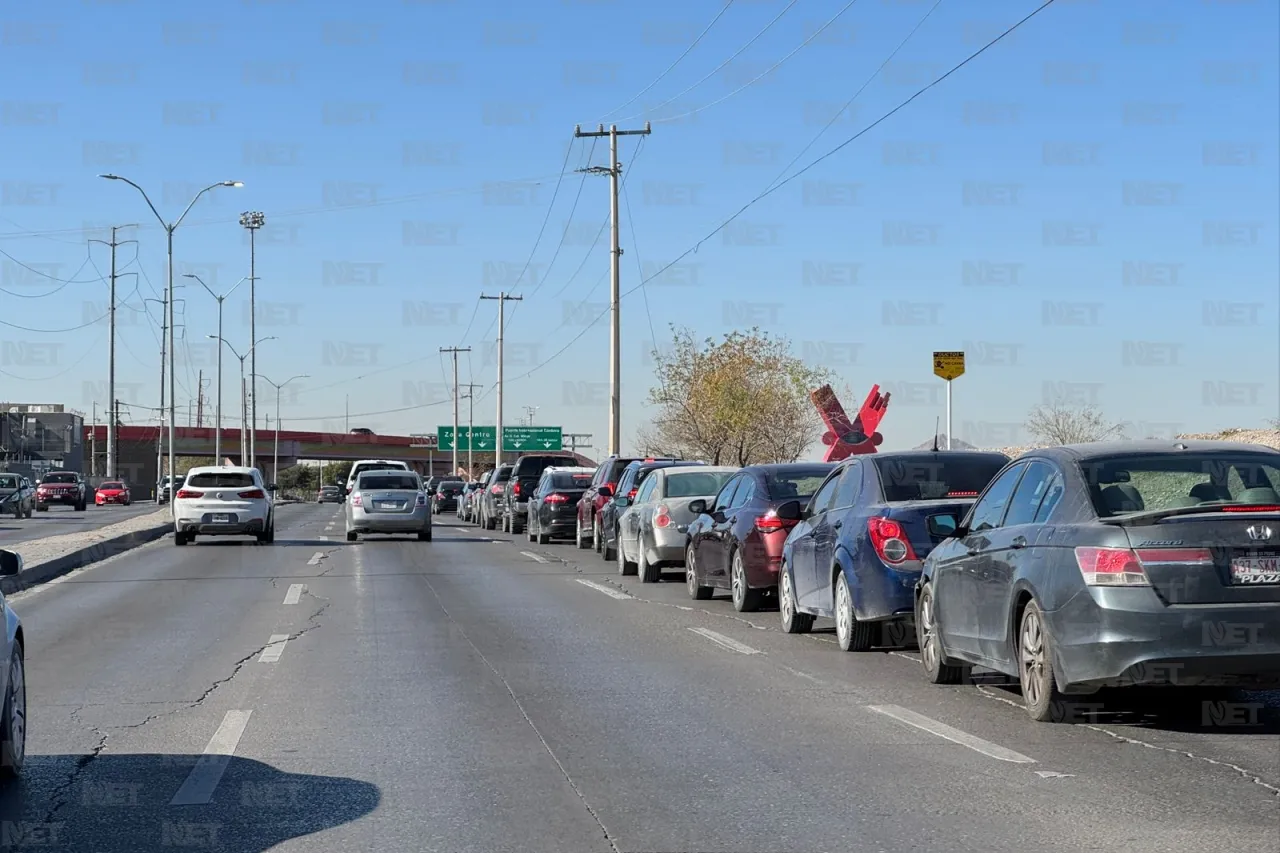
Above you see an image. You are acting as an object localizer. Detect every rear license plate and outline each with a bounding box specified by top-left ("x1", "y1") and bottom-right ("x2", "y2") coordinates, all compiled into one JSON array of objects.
[
  {"x1": 212, "y1": 513, "x2": 230, "y2": 524},
  {"x1": 1230, "y1": 557, "x2": 1280, "y2": 585},
  {"x1": 375, "y1": 501, "x2": 397, "y2": 510}
]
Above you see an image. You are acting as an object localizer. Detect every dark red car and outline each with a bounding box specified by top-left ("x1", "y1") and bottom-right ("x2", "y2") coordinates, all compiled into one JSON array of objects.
[
  {"x1": 36, "y1": 470, "x2": 88, "y2": 512},
  {"x1": 684, "y1": 462, "x2": 836, "y2": 612}
]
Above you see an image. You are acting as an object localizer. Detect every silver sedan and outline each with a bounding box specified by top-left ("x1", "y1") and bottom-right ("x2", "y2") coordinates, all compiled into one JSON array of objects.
[
  {"x1": 345, "y1": 471, "x2": 433, "y2": 542},
  {"x1": 0, "y1": 550, "x2": 26, "y2": 779},
  {"x1": 616, "y1": 465, "x2": 739, "y2": 583}
]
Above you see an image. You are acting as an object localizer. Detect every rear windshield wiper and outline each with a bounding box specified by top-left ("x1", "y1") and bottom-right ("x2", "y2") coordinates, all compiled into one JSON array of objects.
[{"x1": 1099, "y1": 503, "x2": 1280, "y2": 526}]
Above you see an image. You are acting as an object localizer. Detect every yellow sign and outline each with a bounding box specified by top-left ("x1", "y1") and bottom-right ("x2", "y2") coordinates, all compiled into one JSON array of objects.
[{"x1": 933, "y1": 351, "x2": 965, "y2": 381}]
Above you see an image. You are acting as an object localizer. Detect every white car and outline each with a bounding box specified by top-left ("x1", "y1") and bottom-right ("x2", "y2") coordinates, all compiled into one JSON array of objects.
[
  {"x1": 345, "y1": 459, "x2": 411, "y2": 495},
  {"x1": 173, "y1": 466, "x2": 276, "y2": 546}
]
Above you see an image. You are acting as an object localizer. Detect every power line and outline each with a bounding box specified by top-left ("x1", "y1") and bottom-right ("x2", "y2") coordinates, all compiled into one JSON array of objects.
[{"x1": 594, "y1": 0, "x2": 740, "y2": 121}]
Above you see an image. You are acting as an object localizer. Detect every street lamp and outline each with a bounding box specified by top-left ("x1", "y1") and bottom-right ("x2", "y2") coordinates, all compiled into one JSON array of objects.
[
  {"x1": 185, "y1": 274, "x2": 248, "y2": 464},
  {"x1": 254, "y1": 373, "x2": 308, "y2": 485},
  {"x1": 100, "y1": 173, "x2": 242, "y2": 512},
  {"x1": 208, "y1": 335, "x2": 276, "y2": 466},
  {"x1": 239, "y1": 211, "x2": 265, "y2": 468}
]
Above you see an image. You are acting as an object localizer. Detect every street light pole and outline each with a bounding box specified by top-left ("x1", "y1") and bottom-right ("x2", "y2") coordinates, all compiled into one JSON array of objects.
[
  {"x1": 255, "y1": 373, "x2": 309, "y2": 485},
  {"x1": 239, "y1": 211, "x2": 264, "y2": 469},
  {"x1": 100, "y1": 174, "x2": 242, "y2": 514},
  {"x1": 209, "y1": 335, "x2": 276, "y2": 466},
  {"x1": 185, "y1": 274, "x2": 247, "y2": 465}
]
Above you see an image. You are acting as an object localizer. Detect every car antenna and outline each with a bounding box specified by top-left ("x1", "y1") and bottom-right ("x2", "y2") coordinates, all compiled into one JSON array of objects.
[{"x1": 932, "y1": 417, "x2": 940, "y2": 452}]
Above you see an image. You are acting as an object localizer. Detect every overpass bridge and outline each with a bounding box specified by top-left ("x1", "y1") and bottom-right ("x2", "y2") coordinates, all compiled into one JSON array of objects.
[{"x1": 83, "y1": 425, "x2": 596, "y2": 492}]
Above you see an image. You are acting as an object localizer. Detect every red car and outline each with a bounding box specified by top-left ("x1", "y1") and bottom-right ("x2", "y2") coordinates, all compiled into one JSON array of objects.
[{"x1": 95, "y1": 481, "x2": 131, "y2": 506}]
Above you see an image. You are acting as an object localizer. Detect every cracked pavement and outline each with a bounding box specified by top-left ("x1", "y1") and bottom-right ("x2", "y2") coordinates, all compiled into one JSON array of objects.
[{"x1": 2, "y1": 503, "x2": 1277, "y2": 851}]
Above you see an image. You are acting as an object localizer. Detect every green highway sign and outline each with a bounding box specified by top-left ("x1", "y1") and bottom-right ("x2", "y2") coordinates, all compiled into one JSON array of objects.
[{"x1": 437, "y1": 425, "x2": 562, "y2": 452}]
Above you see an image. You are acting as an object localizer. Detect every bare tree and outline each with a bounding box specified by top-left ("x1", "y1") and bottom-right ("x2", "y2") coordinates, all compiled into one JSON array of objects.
[{"x1": 1025, "y1": 402, "x2": 1126, "y2": 445}]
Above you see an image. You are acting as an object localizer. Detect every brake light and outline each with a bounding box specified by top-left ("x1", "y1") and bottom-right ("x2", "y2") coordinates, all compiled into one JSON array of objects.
[
  {"x1": 867, "y1": 517, "x2": 918, "y2": 565},
  {"x1": 351, "y1": 494, "x2": 362, "y2": 507},
  {"x1": 512, "y1": 482, "x2": 522, "y2": 497},
  {"x1": 238, "y1": 489, "x2": 265, "y2": 499},
  {"x1": 175, "y1": 489, "x2": 204, "y2": 499},
  {"x1": 654, "y1": 504, "x2": 671, "y2": 528},
  {"x1": 755, "y1": 510, "x2": 791, "y2": 533},
  {"x1": 947, "y1": 490, "x2": 979, "y2": 497},
  {"x1": 627, "y1": 487, "x2": 637, "y2": 499},
  {"x1": 1074, "y1": 546, "x2": 1161, "y2": 586},
  {"x1": 545, "y1": 493, "x2": 569, "y2": 504},
  {"x1": 1223, "y1": 505, "x2": 1280, "y2": 513},
  {"x1": 491, "y1": 484, "x2": 503, "y2": 494}
]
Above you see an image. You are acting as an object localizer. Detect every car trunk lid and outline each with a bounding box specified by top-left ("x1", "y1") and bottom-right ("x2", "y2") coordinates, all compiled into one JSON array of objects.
[{"x1": 362, "y1": 489, "x2": 420, "y2": 514}]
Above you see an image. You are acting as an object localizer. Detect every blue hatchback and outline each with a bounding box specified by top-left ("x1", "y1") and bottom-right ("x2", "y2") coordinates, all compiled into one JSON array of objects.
[{"x1": 778, "y1": 451, "x2": 1009, "y2": 651}]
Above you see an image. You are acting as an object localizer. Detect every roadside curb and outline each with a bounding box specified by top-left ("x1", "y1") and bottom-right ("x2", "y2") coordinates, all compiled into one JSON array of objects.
[{"x1": 1, "y1": 521, "x2": 173, "y2": 594}]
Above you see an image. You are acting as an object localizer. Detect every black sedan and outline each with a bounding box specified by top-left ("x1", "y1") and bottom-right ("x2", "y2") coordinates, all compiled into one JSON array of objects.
[{"x1": 916, "y1": 440, "x2": 1280, "y2": 722}]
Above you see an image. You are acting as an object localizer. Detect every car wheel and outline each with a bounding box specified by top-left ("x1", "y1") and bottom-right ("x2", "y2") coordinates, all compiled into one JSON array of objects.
[
  {"x1": 730, "y1": 550, "x2": 764, "y2": 613},
  {"x1": 36, "y1": 506, "x2": 46, "y2": 512},
  {"x1": 75, "y1": 502, "x2": 85, "y2": 512},
  {"x1": 603, "y1": 526, "x2": 617, "y2": 563},
  {"x1": 536, "y1": 520, "x2": 550, "y2": 546},
  {"x1": 916, "y1": 583, "x2": 969, "y2": 685},
  {"x1": 685, "y1": 544, "x2": 713, "y2": 600},
  {"x1": 834, "y1": 570, "x2": 875, "y2": 652},
  {"x1": 527, "y1": 514, "x2": 537, "y2": 542},
  {"x1": 417, "y1": 529, "x2": 430, "y2": 541},
  {"x1": 638, "y1": 547, "x2": 659, "y2": 584},
  {"x1": 1019, "y1": 600, "x2": 1070, "y2": 723},
  {"x1": 0, "y1": 642, "x2": 26, "y2": 778},
  {"x1": 575, "y1": 519, "x2": 590, "y2": 549},
  {"x1": 779, "y1": 562, "x2": 814, "y2": 634},
  {"x1": 593, "y1": 519, "x2": 603, "y2": 554},
  {"x1": 615, "y1": 535, "x2": 635, "y2": 576},
  {"x1": 174, "y1": 531, "x2": 187, "y2": 546},
  {"x1": 346, "y1": 530, "x2": 358, "y2": 542}
]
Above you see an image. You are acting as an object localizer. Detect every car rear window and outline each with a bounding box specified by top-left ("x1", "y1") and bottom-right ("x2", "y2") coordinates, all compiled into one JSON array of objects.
[
  {"x1": 359, "y1": 474, "x2": 420, "y2": 491},
  {"x1": 353, "y1": 463, "x2": 405, "y2": 478},
  {"x1": 43, "y1": 473, "x2": 77, "y2": 483},
  {"x1": 550, "y1": 472, "x2": 594, "y2": 489},
  {"x1": 607, "y1": 458, "x2": 640, "y2": 482},
  {"x1": 100, "y1": 482, "x2": 124, "y2": 490},
  {"x1": 518, "y1": 457, "x2": 576, "y2": 477},
  {"x1": 665, "y1": 471, "x2": 736, "y2": 498},
  {"x1": 764, "y1": 466, "x2": 834, "y2": 501},
  {"x1": 188, "y1": 473, "x2": 256, "y2": 489},
  {"x1": 1080, "y1": 452, "x2": 1280, "y2": 516},
  {"x1": 873, "y1": 455, "x2": 1008, "y2": 502},
  {"x1": 492, "y1": 467, "x2": 513, "y2": 482}
]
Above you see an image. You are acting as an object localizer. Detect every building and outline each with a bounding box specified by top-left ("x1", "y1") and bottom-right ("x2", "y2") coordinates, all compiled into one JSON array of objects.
[{"x1": 0, "y1": 403, "x2": 86, "y2": 477}]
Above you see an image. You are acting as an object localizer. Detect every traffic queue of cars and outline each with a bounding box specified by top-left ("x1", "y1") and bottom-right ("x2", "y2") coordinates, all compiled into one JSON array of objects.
[
  {"x1": 460, "y1": 441, "x2": 1280, "y2": 723},
  {"x1": 1, "y1": 470, "x2": 143, "y2": 519}
]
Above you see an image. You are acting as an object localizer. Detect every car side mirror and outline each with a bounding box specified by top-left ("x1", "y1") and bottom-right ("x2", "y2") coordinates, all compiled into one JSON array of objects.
[
  {"x1": 775, "y1": 499, "x2": 803, "y2": 522},
  {"x1": 614, "y1": 496, "x2": 631, "y2": 508},
  {"x1": 927, "y1": 513, "x2": 958, "y2": 538},
  {"x1": 597, "y1": 484, "x2": 614, "y2": 498},
  {"x1": 687, "y1": 498, "x2": 708, "y2": 516},
  {"x1": 0, "y1": 550, "x2": 22, "y2": 577}
]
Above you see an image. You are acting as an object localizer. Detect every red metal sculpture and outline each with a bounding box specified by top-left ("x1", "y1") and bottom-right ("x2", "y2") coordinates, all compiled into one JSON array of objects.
[{"x1": 811, "y1": 384, "x2": 891, "y2": 462}]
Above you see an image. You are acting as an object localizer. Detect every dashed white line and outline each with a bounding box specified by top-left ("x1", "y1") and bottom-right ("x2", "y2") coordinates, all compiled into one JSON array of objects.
[
  {"x1": 781, "y1": 665, "x2": 826, "y2": 685},
  {"x1": 306, "y1": 552, "x2": 325, "y2": 566},
  {"x1": 688, "y1": 627, "x2": 762, "y2": 656},
  {"x1": 283, "y1": 584, "x2": 305, "y2": 605},
  {"x1": 454, "y1": 527, "x2": 469, "y2": 533},
  {"x1": 520, "y1": 551, "x2": 549, "y2": 563},
  {"x1": 258, "y1": 634, "x2": 291, "y2": 663},
  {"x1": 574, "y1": 579, "x2": 632, "y2": 600},
  {"x1": 169, "y1": 710, "x2": 253, "y2": 805},
  {"x1": 866, "y1": 704, "x2": 1037, "y2": 764}
]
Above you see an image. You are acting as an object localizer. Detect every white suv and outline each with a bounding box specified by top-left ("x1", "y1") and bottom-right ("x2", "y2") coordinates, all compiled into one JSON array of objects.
[
  {"x1": 173, "y1": 466, "x2": 276, "y2": 546},
  {"x1": 346, "y1": 460, "x2": 410, "y2": 495}
]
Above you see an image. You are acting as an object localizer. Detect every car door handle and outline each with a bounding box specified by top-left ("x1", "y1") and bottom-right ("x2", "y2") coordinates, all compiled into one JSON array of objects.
[{"x1": 1010, "y1": 536, "x2": 1027, "y2": 549}]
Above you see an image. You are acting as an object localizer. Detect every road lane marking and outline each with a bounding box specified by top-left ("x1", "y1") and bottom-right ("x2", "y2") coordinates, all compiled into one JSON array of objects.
[
  {"x1": 866, "y1": 704, "x2": 1037, "y2": 764},
  {"x1": 688, "y1": 627, "x2": 762, "y2": 655},
  {"x1": 454, "y1": 527, "x2": 468, "y2": 533},
  {"x1": 574, "y1": 579, "x2": 632, "y2": 600},
  {"x1": 283, "y1": 584, "x2": 305, "y2": 605},
  {"x1": 169, "y1": 710, "x2": 253, "y2": 805},
  {"x1": 306, "y1": 552, "x2": 325, "y2": 566},
  {"x1": 781, "y1": 665, "x2": 825, "y2": 685},
  {"x1": 520, "y1": 551, "x2": 549, "y2": 563},
  {"x1": 258, "y1": 634, "x2": 290, "y2": 663}
]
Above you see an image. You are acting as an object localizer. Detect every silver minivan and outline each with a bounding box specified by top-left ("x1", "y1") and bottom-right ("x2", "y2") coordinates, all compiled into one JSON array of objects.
[{"x1": 345, "y1": 470, "x2": 432, "y2": 542}]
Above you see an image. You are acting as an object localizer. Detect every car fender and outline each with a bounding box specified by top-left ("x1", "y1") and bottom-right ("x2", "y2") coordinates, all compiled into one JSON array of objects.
[{"x1": 831, "y1": 543, "x2": 862, "y2": 613}]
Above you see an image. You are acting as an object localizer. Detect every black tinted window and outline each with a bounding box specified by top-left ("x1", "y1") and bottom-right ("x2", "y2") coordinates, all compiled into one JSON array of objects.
[
  {"x1": 43, "y1": 473, "x2": 78, "y2": 483},
  {"x1": 492, "y1": 467, "x2": 513, "y2": 483},
  {"x1": 764, "y1": 466, "x2": 834, "y2": 501},
  {"x1": 360, "y1": 474, "x2": 419, "y2": 491},
  {"x1": 188, "y1": 473, "x2": 255, "y2": 488},
  {"x1": 873, "y1": 455, "x2": 1008, "y2": 502},
  {"x1": 100, "y1": 482, "x2": 124, "y2": 490},
  {"x1": 1003, "y1": 462, "x2": 1057, "y2": 527}
]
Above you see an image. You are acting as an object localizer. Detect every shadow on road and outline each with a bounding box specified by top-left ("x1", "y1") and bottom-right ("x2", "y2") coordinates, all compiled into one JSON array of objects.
[{"x1": 0, "y1": 753, "x2": 380, "y2": 851}]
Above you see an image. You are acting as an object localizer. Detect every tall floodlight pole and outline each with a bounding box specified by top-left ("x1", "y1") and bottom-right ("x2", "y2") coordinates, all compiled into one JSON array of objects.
[
  {"x1": 239, "y1": 211, "x2": 265, "y2": 468},
  {"x1": 479, "y1": 293, "x2": 522, "y2": 469},
  {"x1": 185, "y1": 274, "x2": 248, "y2": 464},
  {"x1": 255, "y1": 373, "x2": 308, "y2": 485},
  {"x1": 100, "y1": 174, "x2": 242, "y2": 515}
]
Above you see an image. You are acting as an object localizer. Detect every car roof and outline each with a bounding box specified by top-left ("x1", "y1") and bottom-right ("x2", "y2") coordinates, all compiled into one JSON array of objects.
[
  {"x1": 351, "y1": 459, "x2": 408, "y2": 467},
  {"x1": 186, "y1": 466, "x2": 257, "y2": 476},
  {"x1": 660, "y1": 465, "x2": 739, "y2": 475},
  {"x1": 742, "y1": 462, "x2": 838, "y2": 473},
  {"x1": 1022, "y1": 439, "x2": 1280, "y2": 463}
]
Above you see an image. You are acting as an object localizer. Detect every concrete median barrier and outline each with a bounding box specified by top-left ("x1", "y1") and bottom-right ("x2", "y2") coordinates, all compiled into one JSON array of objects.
[{"x1": 0, "y1": 508, "x2": 174, "y2": 594}]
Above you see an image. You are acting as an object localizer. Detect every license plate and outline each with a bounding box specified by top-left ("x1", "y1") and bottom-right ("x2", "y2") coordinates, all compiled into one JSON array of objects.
[
  {"x1": 1230, "y1": 557, "x2": 1280, "y2": 585},
  {"x1": 375, "y1": 501, "x2": 397, "y2": 510},
  {"x1": 212, "y1": 513, "x2": 230, "y2": 524}
]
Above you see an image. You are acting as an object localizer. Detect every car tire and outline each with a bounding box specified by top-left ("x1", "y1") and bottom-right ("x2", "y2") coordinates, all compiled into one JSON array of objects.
[
  {"x1": 1018, "y1": 600, "x2": 1071, "y2": 723},
  {"x1": 616, "y1": 536, "x2": 636, "y2": 576},
  {"x1": 174, "y1": 531, "x2": 187, "y2": 546},
  {"x1": 916, "y1": 583, "x2": 969, "y2": 685},
  {"x1": 575, "y1": 520, "x2": 590, "y2": 549},
  {"x1": 834, "y1": 570, "x2": 875, "y2": 652},
  {"x1": 685, "y1": 544, "x2": 713, "y2": 600},
  {"x1": 638, "y1": 548, "x2": 659, "y2": 584},
  {"x1": 0, "y1": 642, "x2": 26, "y2": 779},
  {"x1": 75, "y1": 502, "x2": 85, "y2": 512},
  {"x1": 593, "y1": 518, "x2": 603, "y2": 554},
  {"x1": 417, "y1": 529, "x2": 430, "y2": 541},
  {"x1": 346, "y1": 530, "x2": 358, "y2": 542},
  {"x1": 603, "y1": 526, "x2": 617, "y2": 563},
  {"x1": 779, "y1": 562, "x2": 813, "y2": 634},
  {"x1": 536, "y1": 527, "x2": 550, "y2": 546},
  {"x1": 36, "y1": 506, "x2": 46, "y2": 512},
  {"x1": 526, "y1": 518, "x2": 537, "y2": 543},
  {"x1": 730, "y1": 549, "x2": 764, "y2": 613}
]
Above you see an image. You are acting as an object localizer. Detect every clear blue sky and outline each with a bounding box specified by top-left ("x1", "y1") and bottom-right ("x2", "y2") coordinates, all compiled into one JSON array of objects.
[{"x1": 1, "y1": 0, "x2": 1276, "y2": 453}]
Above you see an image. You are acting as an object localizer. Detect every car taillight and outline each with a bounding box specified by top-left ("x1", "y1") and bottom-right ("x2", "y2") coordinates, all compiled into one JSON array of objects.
[
  {"x1": 755, "y1": 510, "x2": 790, "y2": 533},
  {"x1": 416, "y1": 493, "x2": 427, "y2": 506},
  {"x1": 654, "y1": 504, "x2": 671, "y2": 528},
  {"x1": 491, "y1": 484, "x2": 504, "y2": 494},
  {"x1": 947, "y1": 490, "x2": 979, "y2": 497},
  {"x1": 545, "y1": 493, "x2": 569, "y2": 504},
  {"x1": 1223, "y1": 505, "x2": 1280, "y2": 512},
  {"x1": 867, "y1": 517, "x2": 918, "y2": 565},
  {"x1": 238, "y1": 489, "x2": 265, "y2": 499},
  {"x1": 1073, "y1": 546, "x2": 1210, "y2": 587},
  {"x1": 627, "y1": 487, "x2": 637, "y2": 499},
  {"x1": 513, "y1": 483, "x2": 522, "y2": 497},
  {"x1": 175, "y1": 489, "x2": 204, "y2": 499},
  {"x1": 351, "y1": 494, "x2": 363, "y2": 507}
]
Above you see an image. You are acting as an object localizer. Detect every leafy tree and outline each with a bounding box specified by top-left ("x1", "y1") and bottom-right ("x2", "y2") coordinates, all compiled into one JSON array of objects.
[
  {"x1": 641, "y1": 326, "x2": 832, "y2": 465},
  {"x1": 1025, "y1": 402, "x2": 1125, "y2": 445}
]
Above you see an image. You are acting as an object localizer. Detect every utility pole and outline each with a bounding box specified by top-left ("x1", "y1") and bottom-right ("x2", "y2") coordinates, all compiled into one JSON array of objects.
[
  {"x1": 345, "y1": 395, "x2": 349, "y2": 433},
  {"x1": 196, "y1": 369, "x2": 204, "y2": 428},
  {"x1": 460, "y1": 383, "x2": 481, "y2": 478},
  {"x1": 439, "y1": 347, "x2": 471, "y2": 476},
  {"x1": 480, "y1": 293, "x2": 523, "y2": 469},
  {"x1": 90, "y1": 402, "x2": 97, "y2": 478},
  {"x1": 240, "y1": 211, "x2": 264, "y2": 469},
  {"x1": 574, "y1": 122, "x2": 651, "y2": 457},
  {"x1": 88, "y1": 224, "x2": 137, "y2": 478}
]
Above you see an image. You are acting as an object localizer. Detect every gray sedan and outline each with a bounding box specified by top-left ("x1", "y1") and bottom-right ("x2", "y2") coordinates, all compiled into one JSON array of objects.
[
  {"x1": 616, "y1": 466, "x2": 739, "y2": 583},
  {"x1": 0, "y1": 474, "x2": 34, "y2": 519},
  {"x1": 345, "y1": 471, "x2": 432, "y2": 542}
]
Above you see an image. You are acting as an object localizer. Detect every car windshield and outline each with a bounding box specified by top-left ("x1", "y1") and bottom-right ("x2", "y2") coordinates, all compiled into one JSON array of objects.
[
  {"x1": 187, "y1": 473, "x2": 256, "y2": 489},
  {"x1": 42, "y1": 472, "x2": 77, "y2": 484},
  {"x1": 665, "y1": 471, "x2": 736, "y2": 498},
  {"x1": 360, "y1": 474, "x2": 420, "y2": 491},
  {"x1": 100, "y1": 482, "x2": 124, "y2": 490},
  {"x1": 1081, "y1": 452, "x2": 1280, "y2": 517},
  {"x1": 550, "y1": 472, "x2": 594, "y2": 489},
  {"x1": 873, "y1": 455, "x2": 1009, "y2": 502},
  {"x1": 0, "y1": 475, "x2": 18, "y2": 489},
  {"x1": 764, "y1": 467, "x2": 834, "y2": 501}
]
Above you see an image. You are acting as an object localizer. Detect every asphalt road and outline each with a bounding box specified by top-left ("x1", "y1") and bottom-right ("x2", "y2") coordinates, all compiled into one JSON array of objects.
[
  {"x1": 0, "y1": 501, "x2": 162, "y2": 546},
  {"x1": 4, "y1": 503, "x2": 1277, "y2": 852}
]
